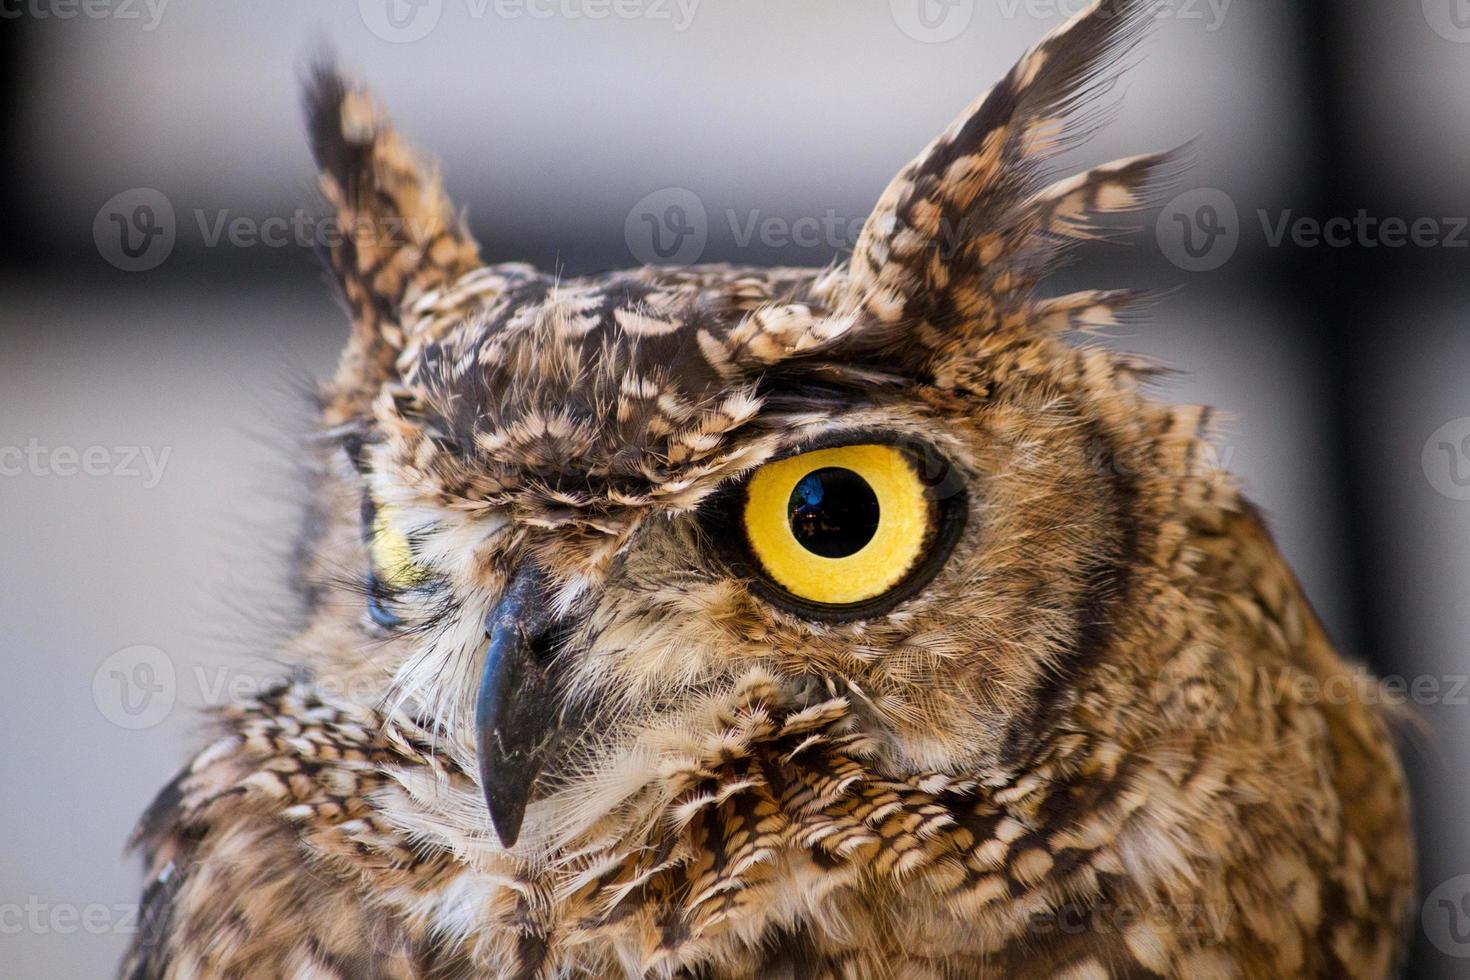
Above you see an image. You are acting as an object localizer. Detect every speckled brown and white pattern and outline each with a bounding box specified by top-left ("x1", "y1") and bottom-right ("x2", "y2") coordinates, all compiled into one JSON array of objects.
[{"x1": 123, "y1": 1, "x2": 1414, "y2": 977}]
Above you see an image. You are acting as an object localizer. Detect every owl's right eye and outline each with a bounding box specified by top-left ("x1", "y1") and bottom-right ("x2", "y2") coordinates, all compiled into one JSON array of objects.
[
  {"x1": 369, "y1": 505, "x2": 428, "y2": 592},
  {"x1": 362, "y1": 497, "x2": 430, "y2": 628}
]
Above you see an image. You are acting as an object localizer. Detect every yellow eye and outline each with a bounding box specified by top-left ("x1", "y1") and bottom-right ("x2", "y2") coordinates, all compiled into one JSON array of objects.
[
  {"x1": 740, "y1": 443, "x2": 942, "y2": 608},
  {"x1": 369, "y1": 504, "x2": 428, "y2": 592}
]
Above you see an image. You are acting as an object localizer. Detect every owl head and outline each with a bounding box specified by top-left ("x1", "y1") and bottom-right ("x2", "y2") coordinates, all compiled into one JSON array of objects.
[{"x1": 297, "y1": 0, "x2": 1217, "y2": 916}]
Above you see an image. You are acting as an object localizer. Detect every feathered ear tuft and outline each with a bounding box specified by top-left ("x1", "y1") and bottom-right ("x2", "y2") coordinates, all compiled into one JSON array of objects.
[
  {"x1": 303, "y1": 62, "x2": 482, "y2": 422},
  {"x1": 842, "y1": 0, "x2": 1184, "y2": 368}
]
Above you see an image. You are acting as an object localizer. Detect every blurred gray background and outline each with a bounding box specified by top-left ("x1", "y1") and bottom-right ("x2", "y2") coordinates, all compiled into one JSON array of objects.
[{"x1": 1, "y1": 1, "x2": 1468, "y2": 976}]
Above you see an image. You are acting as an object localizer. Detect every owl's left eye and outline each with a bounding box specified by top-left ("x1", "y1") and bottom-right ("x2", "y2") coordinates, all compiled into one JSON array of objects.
[{"x1": 730, "y1": 441, "x2": 966, "y2": 619}]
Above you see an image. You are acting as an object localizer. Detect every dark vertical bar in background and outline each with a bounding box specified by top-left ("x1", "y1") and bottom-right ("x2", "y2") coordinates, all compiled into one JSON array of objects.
[
  {"x1": 0, "y1": 16, "x2": 37, "y2": 271},
  {"x1": 1285, "y1": 2, "x2": 1434, "y2": 977},
  {"x1": 1283, "y1": 1, "x2": 1386, "y2": 665}
]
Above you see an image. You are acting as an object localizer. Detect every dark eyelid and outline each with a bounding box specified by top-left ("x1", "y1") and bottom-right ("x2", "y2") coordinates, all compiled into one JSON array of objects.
[
  {"x1": 308, "y1": 419, "x2": 378, "y2": 473},
  {"x1": 754, "y1": 430, "x2": 963, "y2": 500},
  {"x1": 760, "y1": 427, "x2": 920, "y2": 461},
  {"x1": 344, "y1": 434, "x2": 374, "y2": 474},
  {"x1": 360, "y1": 492, "x2": 377, "y2": 544}
]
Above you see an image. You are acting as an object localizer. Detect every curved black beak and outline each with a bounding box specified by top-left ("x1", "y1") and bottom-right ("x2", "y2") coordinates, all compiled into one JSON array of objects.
[{"x1": 475, "y1": 564, "x2": 564, "y2": 848}]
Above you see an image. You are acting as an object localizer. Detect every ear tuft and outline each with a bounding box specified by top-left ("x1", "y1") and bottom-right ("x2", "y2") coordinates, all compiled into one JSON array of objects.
[
  {"x1": 303, "y1": 61, "x2": 482, "y2": 422},
  {"x1": 842, "y1": 0, "x2": 1181, "y2": 369}
]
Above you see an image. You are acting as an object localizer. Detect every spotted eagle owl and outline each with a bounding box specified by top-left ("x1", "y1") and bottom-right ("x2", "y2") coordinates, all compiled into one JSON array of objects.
[{"x1": 123, "y1": 1, "x2": 1414, "y2": 976}]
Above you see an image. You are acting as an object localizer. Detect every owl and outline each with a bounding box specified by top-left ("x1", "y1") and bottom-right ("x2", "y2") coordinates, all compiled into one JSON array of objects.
[{"x1": 122, "y1": 1, "x2": 1414, "y2": 977}]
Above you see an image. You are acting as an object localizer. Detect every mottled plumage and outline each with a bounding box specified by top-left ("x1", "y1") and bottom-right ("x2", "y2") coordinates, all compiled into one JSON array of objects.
[{"x1": 124, "y1": 2, "x2": 1413, "y2": 977}]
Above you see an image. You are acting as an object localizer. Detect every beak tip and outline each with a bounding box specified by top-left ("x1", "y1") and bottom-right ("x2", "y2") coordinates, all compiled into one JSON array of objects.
[
  {"x1": 488, "y1": 801, "x2": 524, "y2": 849},
  {"x1": 482, "y1": 781, "x2": 529, "y2": 852}
]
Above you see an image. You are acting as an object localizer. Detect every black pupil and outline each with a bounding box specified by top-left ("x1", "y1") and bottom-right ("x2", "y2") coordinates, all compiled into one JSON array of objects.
[{"x1": 787, "y1": 467, "x2": 880, "y2": 558}]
